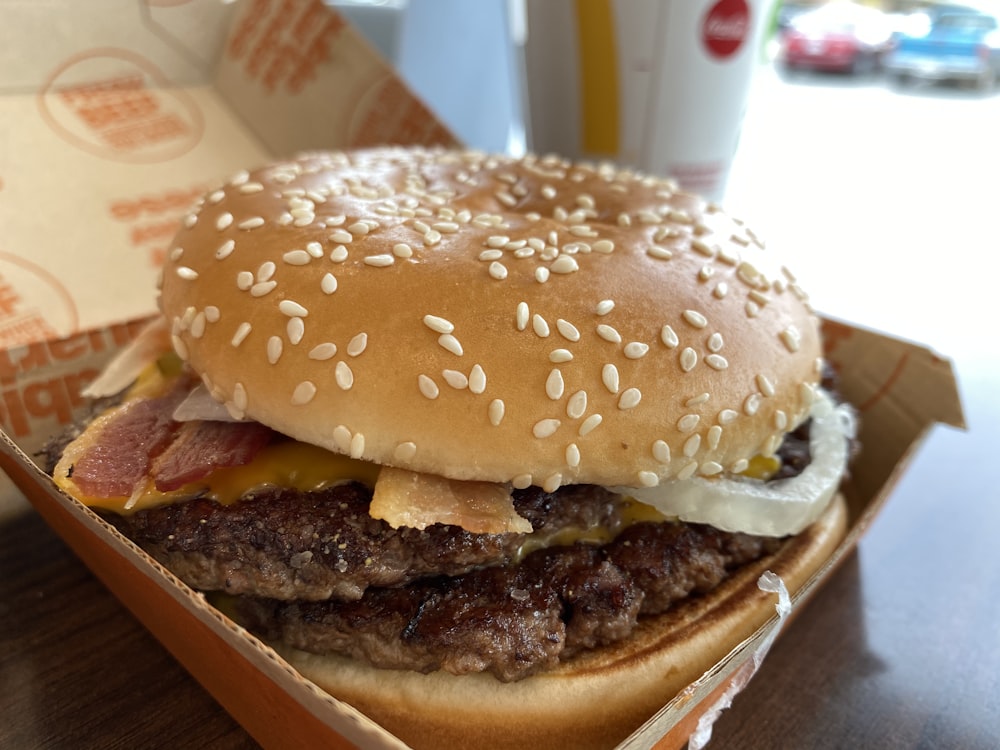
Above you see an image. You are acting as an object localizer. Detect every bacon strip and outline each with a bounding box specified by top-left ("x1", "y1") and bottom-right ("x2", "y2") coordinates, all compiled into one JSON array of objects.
[
  {"x1": 151, "y1": 420, "x2": 274, "y2": 491},
  {"x1": 69, "y1": 391, "x2": 186, "y2": 498}
]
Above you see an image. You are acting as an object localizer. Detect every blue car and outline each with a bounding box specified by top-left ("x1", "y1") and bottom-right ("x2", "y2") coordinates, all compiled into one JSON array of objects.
[{"x1": 885, "y1": 8, "x2": 1000, "y2": 91}]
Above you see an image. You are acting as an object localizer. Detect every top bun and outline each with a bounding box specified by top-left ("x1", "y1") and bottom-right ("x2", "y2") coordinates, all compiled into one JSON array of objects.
[{"x1": 159, "y1": 147, "x2": 822, "y2": 491}]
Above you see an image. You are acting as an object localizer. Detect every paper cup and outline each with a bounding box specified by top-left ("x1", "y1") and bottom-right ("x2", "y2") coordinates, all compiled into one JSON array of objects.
[{"x1": 523, "y1": 0, "x2": 772, "y2": 201}]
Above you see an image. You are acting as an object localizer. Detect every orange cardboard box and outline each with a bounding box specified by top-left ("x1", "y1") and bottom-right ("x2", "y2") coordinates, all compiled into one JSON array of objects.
[{"x1": 0, "y1": 2, "x2": 964, "y2": 749}]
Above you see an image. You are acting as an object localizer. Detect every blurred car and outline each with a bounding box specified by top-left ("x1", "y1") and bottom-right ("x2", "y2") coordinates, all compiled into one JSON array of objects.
[
  {"x1": 778, "y1": 2, "x2": 895, "y2": 75},
  {"x1": 884, "y1": 8, "x2": 1000, "y2": 91}
]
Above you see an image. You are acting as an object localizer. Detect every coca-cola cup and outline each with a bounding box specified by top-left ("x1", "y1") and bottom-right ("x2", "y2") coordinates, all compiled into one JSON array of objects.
[{"x1": 522, "y1": 0, "x2": 769, "y2": 202}]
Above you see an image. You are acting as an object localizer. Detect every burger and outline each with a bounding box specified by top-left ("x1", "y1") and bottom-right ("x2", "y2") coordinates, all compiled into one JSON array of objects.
[{"x1": 46, "y1": 147, "x2": 856, "y2": 749}]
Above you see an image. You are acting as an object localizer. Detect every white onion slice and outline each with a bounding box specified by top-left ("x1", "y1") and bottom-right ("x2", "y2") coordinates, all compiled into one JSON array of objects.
[
  {"x1": 617, "y1": 389, "x2": 856, "y2": 537},
  {"x1": 172, "y1": 384, "x2": 244, "y2": 423},
  {"x1": 82, "y1": 317, "x2": 169, "y2": 398}
]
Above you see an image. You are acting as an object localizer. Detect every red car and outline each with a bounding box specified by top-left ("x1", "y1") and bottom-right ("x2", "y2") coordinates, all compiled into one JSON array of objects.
[{"x1": 779, "y1": 2, "x2": 894, "y2": 75}]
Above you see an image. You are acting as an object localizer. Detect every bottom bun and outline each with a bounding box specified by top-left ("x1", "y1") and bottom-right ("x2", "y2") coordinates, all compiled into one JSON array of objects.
[{"x1": 272, "y1": 493, "x2": 848, "y2": 750}]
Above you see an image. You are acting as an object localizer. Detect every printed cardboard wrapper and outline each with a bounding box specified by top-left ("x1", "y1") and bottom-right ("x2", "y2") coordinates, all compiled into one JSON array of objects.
[{"x1": 0, "y1": 2, "x2": 965, "y2": 749}]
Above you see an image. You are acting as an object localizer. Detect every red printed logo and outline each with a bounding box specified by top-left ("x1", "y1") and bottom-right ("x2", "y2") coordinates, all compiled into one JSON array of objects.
[
  {"x1": 0, "y1": 253, "x2": 79, "y2": 348},
  {"x1": 702, "y1": 0, "x2": 751, "y2": 59},
  {"x1": 37, "y1": 48, "x2": 204, "y2": 163}
]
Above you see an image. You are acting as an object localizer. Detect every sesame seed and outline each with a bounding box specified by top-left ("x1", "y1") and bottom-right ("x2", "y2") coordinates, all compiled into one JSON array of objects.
[
  {"x1": 550, "y1": 255, "x2": 579, "y2": 274},
  {"x1": 516, "y1": 302, "x2": 529, "y2": 331},
  {"x1": 618, "y1": 387, "x2": 641, "y2": 410},
  {"x1": 330, "y1": 245, "x2": 348, "y2": 262},
  {"x1": 292, "y1": 381, "x2": 317, "y2": 405},
  {"x1": 267, "y1": 336, "x2": 283, "y2": 364},
  {"x1": 239, "y1": 217, "x2": 265, "y2": 230},
  {"x1": 333, "y1": 425, "x2": 352, "y2": 453},
  {"x1": 489, "y1": 398, "x2": 505, "y2": 426},
  {"x1": 556, "y1": 319, "x2": 580, "y2": 341},
  {"x1": 330, "y1": 229, "x2": 352, "y2": 244},
  {"x1": 678, "y1": 414, "x2": 700, "y2": 432},
  {"x1": 229, "y1": 169, "x2": 249, "y2": 186},
  {"x1": 683, "y1": 310, "x2": 708, "y2": 328},
  {"x1": 287, "y1": 317, "x2": 305, "y2": 345},
  {"x1": 567, "y1": 390, "x2": 587, "y2": 419},
  {"x1": 698, "y1": 265, "x2": 715, "y2": 282},
  {"x1": 757, "y1": 374, "x2": 776, "y2": 397},
  {"x1": 349, "y1": 432, "x2": 366, "y2": 459},
  {"x1": 680, "y1": 348, "x2": 698, "y2": 372},
  {"x1": 347, "y1": 221, "x2": 370, "y2": 236},
  {"x1": 700, "y1": 462, "x2": 723, "y2": 476},
  {"x1": 469, "y1": 364, "x2": 487, "y2": 394},
  {"x1": 617, "y1": 213, "x2": 632, "y2": 227},
  {"x1": 541, "y1": 185, "x2": 556, "y2": 199},
  {"x1": 283, "y1": 249, "x2": 312, "y2": 265},
  {"x1": 364, "y1": 254, "x2": 395, "y2": 267},
  {"x1": 309, "y1": 343, "x2": 337, "y2": 360},
  {"x1": 532, "y1": 314, "x2": 550, "y2": 338},
  {"x1": 661, "y1": 325, "x2": 679, "y2": 348},
  {"x1": 744, "y1": 394, "x2": 762, "y2": 416},
  {"x1": 708, "y1": 333, "x2": 724, "y2": 352},
  {"x1": 279, "y1": 300, "x2": 309, "y2": 317},
  {"x1": 433, "y1": 333, "x2": 462, "y2": 356},
  {"x1": 233, "y1": 382, "x2": 248, "y2": 411},
  {"x1": 184, "y1": 213, "x2": 198, "y2": 228},
  {"x1": 546, "y1": 369, "x2": 565, "y2": 400},
  {"x1": 347, "y1": 333, "x2": 368, "y2": 357},
  {"x1": 624, "y1": 342, "x2": 649, "y2": 359},
  {"x1": 602, "y1": 364, "x2": 620, "y2": 394},
  {"x1": 677, "y1": 461, "x2": 698, "y2": 480},
  {"x1": 592, "y1": 239, "x2": 615, "y2": 254},
  {"x1": 487, "y1": 235, "x2": 510, "y2": 248},
  {"x1": 691, "y1": 238, "x2": 715, "y2": 257},
  {"x1": 534, "y1": 419, "x2": 561, "y2": 438},
  {"x1": 216, "y1": 212, "x2": 233, "y2": 230},
  {"x1": 424, "y1": 229, "x2": 442, "y2": 246},
  {"x1": 652, "y1": 440, "x2": 671, "y2": 464},
  {"x1": 638, "y1": 471, "x2": 659, "y2": 487},
  {"x1": 257, "y1": 261, "x2": 276, "y2": 281},
  {"x1": 579, "y1": 414, "x2": 603, "y2": 436},
  {"x1": 705, "y1": 354, "x2": 729, "y2": 370},
  {"x1": 393, "y1": 243, "x2": 413, "y2": 259},
  {"x1": 780, "y1": 326, "x2": 802, "y2": 352},
  {"x1": 713, "y1": 282, "x2": 729, "y2": 299},
  {"x1": 239, "y1": 182, "x2": 264, "y2": 194},
  {"x1": 512, "y1": 473, "x2": 532, "y2": 489},
  {"x1": 423, "y1": 315, "x2": 454, "y2": 334},
  {"x1": 418, "y1": 374, "x2": 439, "y2": 400},
  {"x1": 442, "y1": 369, "x2": 468, "y2": 389},
  {"x1": 686, "y1": 392, "x2": 710, "y2": 407},
  {"x1": 708, "y1": 425, "x2": 723, "y2": 450},
  {"x1": 321, "y1": 273, "x2": 338, "y2": 294},
  {"x1": 535, "y1": 267, "x2": 550, "y2": 283},
  {"x1": 566, "y1": 443, "x2": 581, "y2": 468},
  {"x1": 647, "y1": 246, "x2": 673, "y2": 260},
  {"x1": 216, "y1": 239, "x2": 235, "y2": 260},
  {"x1": 550, "y1": 349, "x2": 573, "y2": 363},
  {"x1": 204, "y1": 306, "x2": 220, "y2": 323},
  {"x1": 596, "y1": 324, "x2": 621, "y2": 344},
  {"x1": 394, "y1": 442, "x2": 417, "y2": 462},
  {"x1": 169, "y1": 246, "x2": 183, "y2": 262},
  {"x1": 176, "y1": 266, "x2": 198, "y2": 281},
  {"x1": 335, "y1": 361, "x2": 354, "y2": 390},
  {"x1": 718, "y1": 409, "x2": 738, "y2": 425},
  {"x1": 543, "y1": 473, "x2": 562, "y2": 493},
  {"x1": 489, "y1": 261, "x2": 508, "y2": 279},
  {"x1": 737, "y1": 261, "x2": 766, "y2": 288},
  {"x1": 231, "y1": 322, "x2": 252, "y2": 347},
  {"x1": 171, "y1": 334, "x2": 188, "y2": 360},
  {"x1": 730, "y1": 458, "x2": 749, "y2": 473},
  {"x1": 479, "y1": 249, "x2": 503, "y2": 262},
  {"x1": 596, "y1": 300, "x2": 615, "y2": 316},
  {"x1": 775, "y1": 410, "x2": 789, "y2": 430}
]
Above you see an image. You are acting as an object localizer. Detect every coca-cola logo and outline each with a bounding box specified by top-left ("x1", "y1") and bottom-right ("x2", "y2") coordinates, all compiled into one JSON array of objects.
[{"x1": 702, "y1": 0, "x2": 750, "y2": 59}]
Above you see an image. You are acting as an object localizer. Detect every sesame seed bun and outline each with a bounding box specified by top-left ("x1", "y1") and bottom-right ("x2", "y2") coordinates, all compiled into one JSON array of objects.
[
  {"x1": 272, "y1": 491, "x2": 847, "y2": 750},
  {"x1": 159, "y1": 147, "x2": 822, "y2": 492}
]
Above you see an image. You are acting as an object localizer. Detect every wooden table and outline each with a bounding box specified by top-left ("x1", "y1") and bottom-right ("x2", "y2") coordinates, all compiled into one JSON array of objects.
[{"x1": 1, "y1": 384, "x2": 995, "y2": 750}]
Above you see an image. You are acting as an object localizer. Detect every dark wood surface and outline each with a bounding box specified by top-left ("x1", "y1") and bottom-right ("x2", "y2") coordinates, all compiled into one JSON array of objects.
[{"x1": 2, "y1": 399, "x2": 996, "y2": 749}]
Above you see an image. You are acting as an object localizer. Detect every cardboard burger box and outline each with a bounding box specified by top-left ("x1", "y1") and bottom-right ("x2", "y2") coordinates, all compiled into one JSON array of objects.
[{"x1": 0, "y1": 2, "x2": 965, "y2": 748}]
